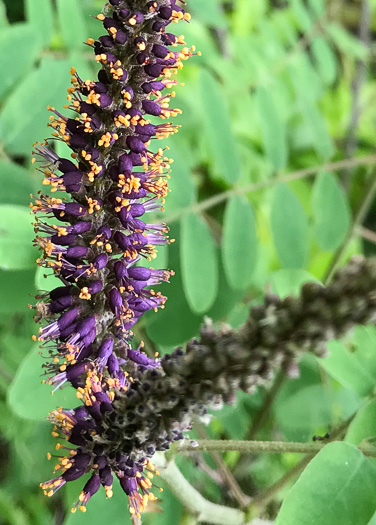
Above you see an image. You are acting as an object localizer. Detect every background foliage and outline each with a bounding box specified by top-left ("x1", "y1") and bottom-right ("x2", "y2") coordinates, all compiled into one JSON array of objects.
[{"x1": 1, "y1": 0, "x2": 376, "y2": 523}]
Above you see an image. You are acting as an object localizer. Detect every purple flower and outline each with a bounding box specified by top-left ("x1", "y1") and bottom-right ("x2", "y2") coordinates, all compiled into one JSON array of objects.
[{"x1": 33, "y1": 0, "x2": 196, "y2": 516}]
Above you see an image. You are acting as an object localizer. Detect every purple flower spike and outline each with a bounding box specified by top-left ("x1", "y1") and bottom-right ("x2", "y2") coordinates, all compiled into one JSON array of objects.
[{"x1": 33, "y1": 0, "x2": 195, "y2": 517}]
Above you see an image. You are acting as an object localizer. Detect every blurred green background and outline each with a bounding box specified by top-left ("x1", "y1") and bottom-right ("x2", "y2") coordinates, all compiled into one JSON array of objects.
[{"x1": 2, "y1": 0, "x2": 376, "y2": 523}]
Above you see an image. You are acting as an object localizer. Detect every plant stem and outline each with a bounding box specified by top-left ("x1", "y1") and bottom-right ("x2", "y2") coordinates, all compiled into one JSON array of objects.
[
  {"x1": 154, "y1": 454, "x2": 246, "y2": 525},
  {"x1": 171, "y1": 438, "x2": 376, "y2": 456},
  {"x1": 163, "y1": 154, "x2": 376, "y2": 225}
]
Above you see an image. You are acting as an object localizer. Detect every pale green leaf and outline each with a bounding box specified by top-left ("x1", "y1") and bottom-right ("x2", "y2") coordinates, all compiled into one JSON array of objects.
[
  {"x1": 271, "y1": 183, "x2": 310, "y2": 268},
  {"x1": 198, "y1": 69, "x2": 241, "y2": 184},
  {"x1": 270, "y1": 268, "x2": 321, "y2": 298},
  {"x1": 222, "y1": 195, "x2": 258, "y2": 290},
  {"x1": 312, "y1": 172, "x2": 350, "y2": 250},
  {"x1": 275, "y1": 442, "x2": 376, "y2": 525},
  {"x1": 346, "y1": 399, "x2": 376, "y2": 446},
  {"x1": 0, "y1": 24, "x2": 42, "y2": 99},
  {"x1": 0, "y1": 57, "x2": 69, "y2": 155},
  {"x1": 256, "y1": 87, "x2": 288, "y2": 170},
  {"x1": 0, "y1": 205, "x2": 35, "y2": 270},
  {"x1": 327, "y1": 23, "x2": 368, "y2": 60},
  {"x1": 7, "y1": 345, "x2": 77, "y2": 421},
  {"x1": 0, "y1": 160, "x2": 37, "y2": 205},
  {"x1": 181, "y1": 212, "x2": 218, "y2": 313},
  {"x1": 56, "y1": 0, "x2": 89, "y2": 50},
  {"x1": 25, "y1": 0, "x2": 54, "y2": 46},
  {"x1": 311, "y1": 37, "x2": 338, "y2": 86}
]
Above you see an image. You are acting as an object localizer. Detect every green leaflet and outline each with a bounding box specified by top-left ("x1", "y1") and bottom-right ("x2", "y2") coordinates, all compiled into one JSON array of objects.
[
  {"x1": 198, "y1": 68, "x2": 241, "y2": 184},
  {"x1": 56, "y1": 0, "x2": 89, "y2": 51},
  {"x1": 275, "y1": 442, "x2": 376, "y2": 525},
  {"x1": 0, "y1": 24, "x2": 43, "y2": 99},
  {"x1": 180, "y1": 212, "x2": 218, "y2": 313},
  {"x1": 25, "y1": 0, "x2": 53, "y2": 47},
  {"x1": 7, "y1": 345, "x2": 77, "y2": 421},
  {"x1": 312, "y1": 172, "x2": 350, "y2": 251},
  {"x1": 0, "y1": 57, "x2": 69, "y2": 155},
  {"x1": 256, "y1": 87, "x2": 288, "y2": 170},
  {"x1": 222, "y1": 194, "x2": 258, "y2": 290},
  {"x1": 271, "y1": 183, "x2": 310, "y2": 268},
  {"x1": 0, "y1": 205, "x2": 35, "y2": 270}
]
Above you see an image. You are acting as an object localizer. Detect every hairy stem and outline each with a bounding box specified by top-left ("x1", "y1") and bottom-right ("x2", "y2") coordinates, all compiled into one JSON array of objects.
[{"x1": 171, "y1": 439, "x2": 376, "y2": 457}]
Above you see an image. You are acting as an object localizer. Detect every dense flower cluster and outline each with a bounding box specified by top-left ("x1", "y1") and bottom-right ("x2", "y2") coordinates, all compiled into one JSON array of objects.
[
  {"x1": 39, "y1": 253, "x2": 376, "y2": 517},
  {"x1": 31, "y1": 0, "x2": 195, "y2": 517}
]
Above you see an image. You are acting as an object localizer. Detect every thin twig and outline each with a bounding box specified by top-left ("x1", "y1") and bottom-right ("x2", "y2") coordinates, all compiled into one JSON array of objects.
[
  {"x1": 357, "y1": 226, "x2": 376, "y2": 245},
  {"x1": 247, "y1": 371, "x2": 286, "y2": 441},
  {"x1": 193, "y1": 420, "x2": 251, "y2": 508},
  {"x1": 162, "y1": 154, "x2": 376, "y2": 224}
]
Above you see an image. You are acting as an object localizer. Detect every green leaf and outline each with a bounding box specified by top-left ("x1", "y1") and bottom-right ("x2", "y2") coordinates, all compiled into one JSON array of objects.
[
  {"x1": 198, "y1": 69, "x2": 241, "y2": 184},
  {"x1": 307, "y1": 0, "x2": 325, "y2": 17},
  {"x1": 298, "y1": 98, "x2": 335, "y2": 160},
  {"x1": 0, "y1": 24, "x2": 42, "y2": 99},
  {"x1": 275, "y1": 442, "x2": 376, "y2": 525},
  {"x1": 25, "y1": 0, "x2": 53, "y2": 47},
  {"x1": 35, "y1": 266, "x2": 57, "y2": 292},
  {"x1": 164, "y1": 141, "x2": 196, "y2": 215},
  {"x1": 346, "y1": 399, "x2": 376, "y2": 446},
  {"x1": 275, "y1": 384, "x2": 333, "y2": 441},
  {"x1": 0, "y1": 1, "x2": 8, "y2": 26},
  {"x1": 311, "y1": 37, "x2": 338, "y2": 86},
  {"x1": 7, "y1": 345, "x2": 77, "y2": 421},
  {"x1": 327, "y1": 23, "x2": 368, "y2": 60},
  {"x1": 146, "y1": 223, "x2": 202, "y2": 346},
  {"x1": 56, "y1": 0, "x2": 89, "y2": 51},
  {"x1": 269, "y1": 268, "x2": 321, "y2": 298},
  {"x1": 180, "y1": 212, "x2": 218, "y2": 313},
  {"x1": 0, "y1": 205, "x2": 35, "y2": 270},
  {"x1": 0, "y1": 268, "x2": 36, "y2": 313},
  {"x1": 256, "y1": 87, "x2": 288, "y2": 170},
  {"x1": 64, "y1": 481, "x2": 132, "y2": 525},
  {"x1": 0, "y1": 160, "x2": 37, "y2": 206},
  {"x1": 270, "y1": 183, "x2": 310, "y2": 268},
  {"x1": 0, "y1": 57, "x2": 69, "y2": 155},
  {"x1": 188, "y1": 0, "x2": 228, "y2": 28},
  {"x1": 290, "y1": 0, "x2": 314, "y2": 31},
  {"x1": 319, "y1": 334, "x2": 376, "y2": 398},
  {"x1": 312, "y1": 172, "x2": 350, "y2": 251},
  {"x1": 222, "y1": 195, "x2": 258, "y2": 290}
]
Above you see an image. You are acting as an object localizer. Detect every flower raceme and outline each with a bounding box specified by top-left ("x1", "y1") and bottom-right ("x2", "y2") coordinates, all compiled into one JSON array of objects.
[{"x1": 31, "y1": 0, "x2": 196, "y2": 517}]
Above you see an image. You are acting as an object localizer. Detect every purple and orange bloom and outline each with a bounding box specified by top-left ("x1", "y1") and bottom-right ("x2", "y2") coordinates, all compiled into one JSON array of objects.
[{"x1": 31, "y1": 0, "x2": 195, "y2": 517}]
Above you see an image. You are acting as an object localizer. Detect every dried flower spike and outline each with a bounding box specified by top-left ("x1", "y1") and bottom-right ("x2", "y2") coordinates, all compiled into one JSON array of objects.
[
  {"x1": 31, "y1": 0, "x2": 194, "y2": 516},
  {"x1": 41, "y1": 255, "x2": 376, "y2": 517}
]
